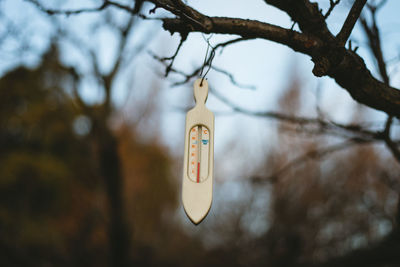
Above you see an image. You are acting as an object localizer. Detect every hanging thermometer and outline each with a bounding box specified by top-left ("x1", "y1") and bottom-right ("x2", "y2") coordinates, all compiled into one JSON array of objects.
[{"x1": 182, "y1": 78, "x2": 214, "y2": 225}]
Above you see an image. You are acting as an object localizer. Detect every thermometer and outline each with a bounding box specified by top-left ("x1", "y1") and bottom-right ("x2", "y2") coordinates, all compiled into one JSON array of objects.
[{"x1": 182, "y1": 79, "x2": 214, "y2": 225}]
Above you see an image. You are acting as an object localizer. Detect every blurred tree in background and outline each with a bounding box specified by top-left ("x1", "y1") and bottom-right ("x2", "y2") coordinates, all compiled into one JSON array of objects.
[
  {"x1": 0, "y1": 43, "x2": 187, "y2": 266},
  {"x1": 251, "y1": 81, "x2": 400, "y2": 267},
  {"x1": 0, "y1": 44, "x2": 101, "y2": 265}
]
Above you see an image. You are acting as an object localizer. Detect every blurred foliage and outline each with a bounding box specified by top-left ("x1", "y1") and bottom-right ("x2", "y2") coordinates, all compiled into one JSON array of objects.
[
  {"x1": 0, "y1": 44, "x2": 188, "y2": 266},
  {"x1": 0, "y1": 45, "x2": 99, "y2": 266},
  {"x1": 252, "y1": 81, "x2": 400, "y2": 267}
]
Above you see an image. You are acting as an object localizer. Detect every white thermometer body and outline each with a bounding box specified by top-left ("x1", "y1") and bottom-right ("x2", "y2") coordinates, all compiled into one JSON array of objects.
[{"x1": 182, "y1": 79, "x2": 214, "y2": 225}]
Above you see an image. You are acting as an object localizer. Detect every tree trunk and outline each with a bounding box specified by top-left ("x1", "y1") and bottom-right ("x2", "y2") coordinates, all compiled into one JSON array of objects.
[{"x1": 93, "y1": 119, "x2": 130, "y2": 267}]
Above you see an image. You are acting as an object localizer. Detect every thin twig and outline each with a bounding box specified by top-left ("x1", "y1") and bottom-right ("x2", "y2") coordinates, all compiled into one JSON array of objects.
[
  {"x1": 24, "y1": 0, "x2": 137, "y2": 15},
  {"x1": 211, "y1": 66, "x2": 256, "y2": 90},
  {"x1": 382, "y1": 116, "x2": 400, "y2": 164},
  {"x1": 336, "y1": 0, "x2": 367, "y2": 46},
  {"x1": 267, "y1": 139, "x2": 369, "y2": 183},
  {"x1": 162, "y1": 34, "x2": 187, "y2": 77},
  {"x1": 152, "y1": 37, "x2": 252, "y2": 88},
  {"x1": 360, "y1": 4, "x2": 389, "y2": 84},
  {"x1": 324, "y1": 0, "x2": 341, "y2": 19}
]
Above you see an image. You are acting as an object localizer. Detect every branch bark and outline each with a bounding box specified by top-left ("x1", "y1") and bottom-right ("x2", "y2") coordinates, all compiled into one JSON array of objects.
[{"x1": 336, "y1": 0, "x2": 367, "y2": 46}]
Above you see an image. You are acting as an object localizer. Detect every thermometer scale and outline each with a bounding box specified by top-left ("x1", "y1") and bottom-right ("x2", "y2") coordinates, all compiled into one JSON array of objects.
[{"x1": 182, "y1": 79, "x2": 214, "y2": 225}]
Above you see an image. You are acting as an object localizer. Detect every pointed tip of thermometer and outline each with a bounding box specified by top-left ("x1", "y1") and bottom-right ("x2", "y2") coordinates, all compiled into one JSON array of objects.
[{"x1": 183, "y1": 201, "x2": 211, "y2": 225}]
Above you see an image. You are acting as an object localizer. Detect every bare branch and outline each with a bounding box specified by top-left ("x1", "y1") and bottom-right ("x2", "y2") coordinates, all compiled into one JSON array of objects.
[
  {"x1": 68, "y1": 66, "x2": 89, "y2": 112},
  {"x1": 381, "y1": 116, "x2": 400, "y2": 164},
  {"x1": 360, "y1": 9, "x2": 389, "y2": 84},
  {"x1": 257, "y1": 139, "x2": 369, "y2": 184},
  {"x1": 161, "y1": 17, "x2": 321, "y2": 55},
  {"x1": 324, "y1": 0, "x2": 341, "y2": 19},
  {"x1": 24, "y1": 0, "x2": 136, "y2": 15},
  {"x1": 211, "y1": 66, "x2": 256, "y2": 90},
  {"x1": 152, "y1": 37, "x2": 253, "y2": 87},
  {"x1": 211, "y1": 85, "x2": 400, "y2": 157},
  {"x1": 336, "y1": 0, "x2": 367, "y2": 46},
  {"x1": 211, "y1": 85, "x2": 373, "y2": 137},
  {"x1": 357, "y1": 0, "x2": 400, "y2": 164},
  {"x1": 161, "y1": 34, "x2": 187, "y2": 76},
  {"x1": 366, "y1": 0, "x2": 389, "y2": 13},
  {"x1": 265, "y1": 0, "x2": 335, "y2": 42},
  {"x1": 211, "y1": 87, "x2": 323, "y2": 125}
]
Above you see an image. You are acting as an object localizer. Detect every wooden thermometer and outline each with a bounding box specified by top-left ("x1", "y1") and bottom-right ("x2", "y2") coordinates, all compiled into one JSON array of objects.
[{"x1": 182, "y1": 78, "x2": 214, "y2": 225}]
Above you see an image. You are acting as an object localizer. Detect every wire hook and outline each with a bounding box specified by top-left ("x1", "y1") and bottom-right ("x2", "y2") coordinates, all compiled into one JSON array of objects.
[{"x1": 199, "y1": 34, "x2": 215, "y2": 86}]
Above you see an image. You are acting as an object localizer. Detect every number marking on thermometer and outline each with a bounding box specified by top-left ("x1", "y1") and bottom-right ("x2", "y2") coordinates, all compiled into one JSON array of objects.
[{"x1": 188, "y1": 125, "x2": 210, "y2": 183}]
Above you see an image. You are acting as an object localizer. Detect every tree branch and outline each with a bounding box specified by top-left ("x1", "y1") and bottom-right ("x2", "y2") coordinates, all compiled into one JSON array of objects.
[
  {"x1": 24, "y1": 0, "x2": 136, "y2": 15},
  {"x1": 152, "y1": 37, "x2": 253, "y2": 87},
  {"x1": 357, "y1": 0, "x2": 400, "y2": 164},
  {"x1": 211, "y1": 85, "x2": 400, "y2": 161},
  {"x1": 324, "y1": 0, "x2": 341, "y2": 19},
  {"x1": 381, "y1": 116, "x2": 400, "y2": 164},
  {"x1": 211, "y1": 66, "x2": 256, "y2": 90},
  {"x1": 360, "y1": 4, "x2": 389, "y2": 84},
  {"x1": 265, "y1": 0, "x2": 335, "y2": 42},
  {"x1": 336, "y1": 0, "x2": 367, "y2": 46},
  {"x1": 267, "y1": 139, "x2": 367, "y2": 184},
  {"x1": 159, "y1": 34, "x2": 187, "y2": 76},
  {"x1": 161, "y1": 16, "x2": 322, "y2": 55}
]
